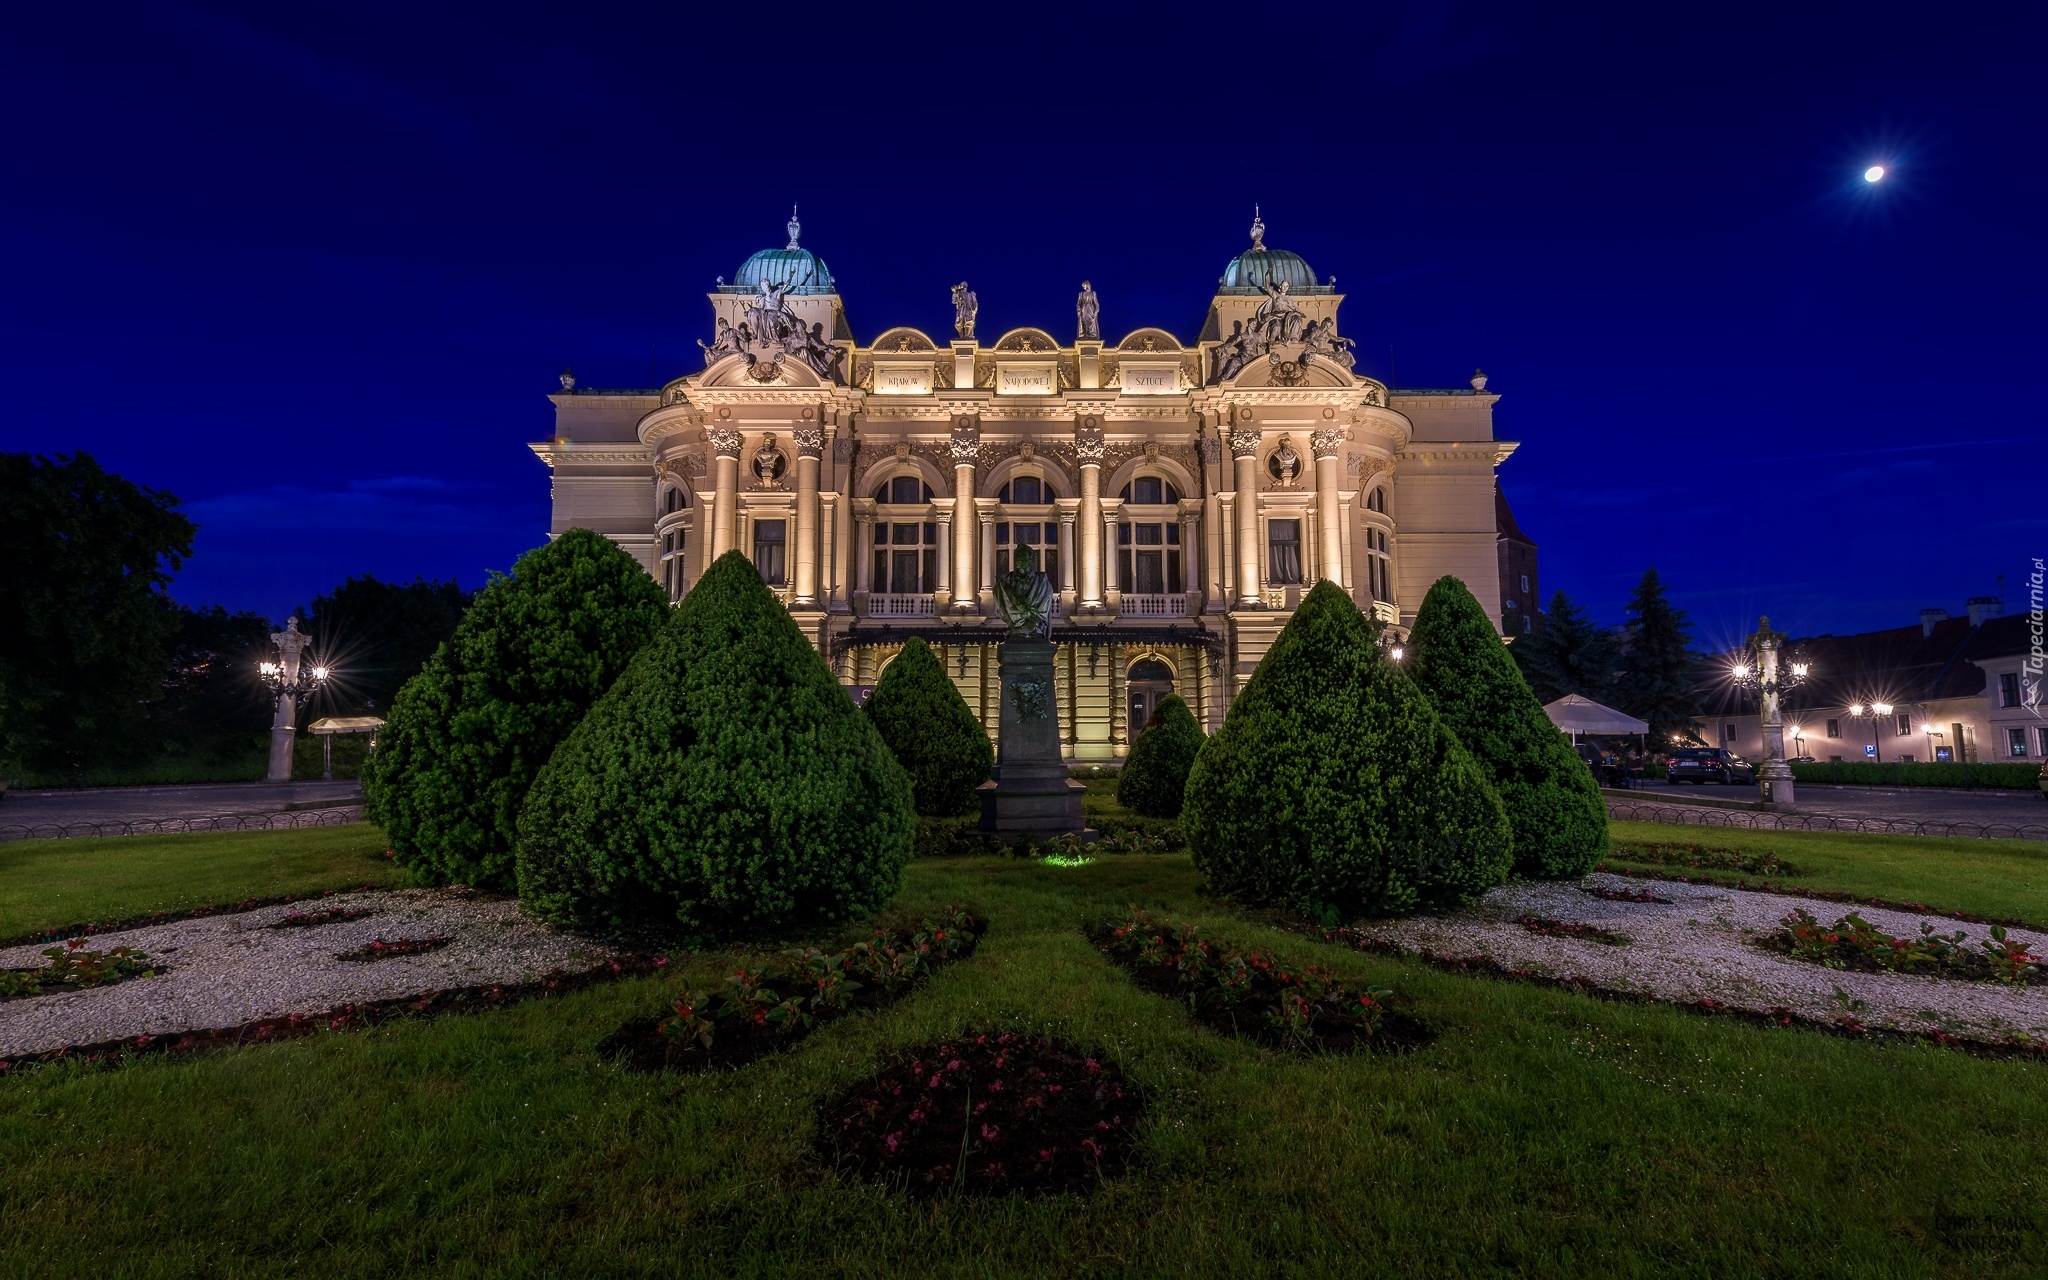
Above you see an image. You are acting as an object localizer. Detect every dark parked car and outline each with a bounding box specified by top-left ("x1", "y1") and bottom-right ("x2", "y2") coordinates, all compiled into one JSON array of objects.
[{"x1": 1666, "y1": 747, "x2": 1757, "y2": 785}]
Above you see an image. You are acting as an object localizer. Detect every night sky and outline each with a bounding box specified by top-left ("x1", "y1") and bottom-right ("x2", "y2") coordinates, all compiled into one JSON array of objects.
[{"x1": 5, "y1": 3, "x2": 2041, "y2": 650}]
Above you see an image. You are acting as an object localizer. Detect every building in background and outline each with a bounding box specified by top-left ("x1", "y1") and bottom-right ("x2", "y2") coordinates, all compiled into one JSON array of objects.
[
  {"x1": 1495, "y1": 487, "x2": 1538, "y2": 635},
  {"x1": 531, "y1": 214, "x2": 1517, "y2": 760}
]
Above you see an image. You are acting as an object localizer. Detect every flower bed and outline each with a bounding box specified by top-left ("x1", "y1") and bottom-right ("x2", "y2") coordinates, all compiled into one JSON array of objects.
[
  {"x1": 335, "y1": 936, "x2": 453, "y2": 962},
  {"x1": 599, "y1": 907, "x2": 982, "y2": 1073},
  {"x1": 0, "y1": 940, "x2": 158, "y2": 1001},
  {"x1": 1604, "y1": 842, "x2": 1799, "y2": 877},
  {"x1": 1517, "y1": 915, "x2": 1629, "y2": 945},
  {"x1": 266, "y1": 907, "x2": 379, "y2": 929},
  {"x1": 1090, "y1": 910, "x2": 1432, "y2": 1053},
  {"x1": 1767, "y1": 910, "x2": 2044, "y2": 985},
  {"x1": 816, "y1": 1033, "x2": 1141, "y2": 1198}
]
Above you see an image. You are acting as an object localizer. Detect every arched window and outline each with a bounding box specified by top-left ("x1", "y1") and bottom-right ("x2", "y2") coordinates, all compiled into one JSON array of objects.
[
  {"x1": 1365, "y1": 527, "x2": 1392, "y2": 602},
  {"x1": 997, "y1": 474, "x2": 1046, "y2": 504},
  {"x1": 995, "y1": 472, "x2": 1058, "y2": 581},
  {"x1": 875, "y1": 475, "x2": 934, "y2": 504},
  {"x1": 1119, "y1": 475, "x2": 1181, "y2": 505},
  {"x1": 1366, "y1": 486, "x2": 1387, "y2": 514},
  {"x1": 662, "y1": 485, "x2": 691, "y2": 515}
]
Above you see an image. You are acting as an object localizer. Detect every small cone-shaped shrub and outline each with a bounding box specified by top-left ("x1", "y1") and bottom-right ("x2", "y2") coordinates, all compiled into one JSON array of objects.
[
  {"x1": 1182, "y1": 581, "x2": 1512, "y2": 917},
  {"x1": 1115, "y1": 693, "x2": 1203, "y2": 818},
  {"x1": 864, "y1": 636, "x2": 992, "y2": 816},
  {"x1": 363, "y1": 528, "x2": 669, "y2": 889},
  {"x1": 1408, "y1": 575, "x2": 1608, "y2": 878},
  {"x1": 515, "y1": 551, "x2": 915, "y2": 939}
]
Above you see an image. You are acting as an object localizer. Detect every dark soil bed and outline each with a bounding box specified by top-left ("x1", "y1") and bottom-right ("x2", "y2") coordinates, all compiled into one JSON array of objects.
[
  {"x1": 1761, "y1": 909, "x2": 2045, "y2": 986},
  {"x1": 1090, "y1": 912, "x2": 1434, "y2": 1055},
  {"x1": 1580, "y1": 885, "x2": 1673, "y2": 905},
  {"x1": 816, "y1": 1033, "x2": 1141, "y2": 1198},
  {"x1": 1517, "y1": 915, "x2": 1629, "y2": 945},
  {"x1": 335, "y1": 935, "x2": 452, "y2": 961},
  {"x1": 266, "y1": 907, "x2": 378, "y2": 929}
]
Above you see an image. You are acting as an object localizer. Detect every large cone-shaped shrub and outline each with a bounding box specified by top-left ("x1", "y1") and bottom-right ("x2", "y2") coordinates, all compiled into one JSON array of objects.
[
  {"x1": 1115, "y1": 693, "x2": 1203, "y2": 818},
  {"x1": 1182, "y1": 581, "x2": 1512, "y2": 917},
  {"x1": 363, "y1": 529, "x2": 669, "y2": 889},
  {"x1": 1408, "y1": 575, "x2": 1608, "y2": 878},
  {"x1": 864, "y1": 636, "x2": 992, "y2": 816},
  {"x1": 515, "y1": 551, "x2": 916, "y2": 938}
]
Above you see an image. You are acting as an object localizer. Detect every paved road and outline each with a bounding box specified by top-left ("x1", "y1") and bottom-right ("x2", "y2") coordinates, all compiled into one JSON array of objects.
[
  {"x1": 0, "y1": 780, "x2": 362, "y2": 832},
  {"x1": 1623, "y1": 778, "x2": 2048, "y2": 830}
]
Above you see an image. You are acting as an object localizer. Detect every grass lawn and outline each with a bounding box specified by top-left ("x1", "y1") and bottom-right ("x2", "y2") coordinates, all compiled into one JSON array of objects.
[
  {"x1": 2, "y1": 825, "x2": 2046, "y2": 1275},
  {"x1": 1607, "y1": 819, "x2": 2048, "y2": 924},
  {"x1": 0, "y1": 824, "x2": 408, "y2": 940}
]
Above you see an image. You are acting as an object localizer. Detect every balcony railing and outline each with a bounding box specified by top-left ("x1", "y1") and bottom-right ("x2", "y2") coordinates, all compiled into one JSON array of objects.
[
  {"x1": 1120, "y1": 593, "x2": 1189, "y2": 618},
  {"x1": 1371, "y1": 600, "x2": 1399, "y2": 625},
  {"x1": 868, "y1": 593, "x2": 937, "y2": 618}
]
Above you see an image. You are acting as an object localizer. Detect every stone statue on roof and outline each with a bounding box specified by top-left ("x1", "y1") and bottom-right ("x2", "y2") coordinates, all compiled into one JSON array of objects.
[
  {"x1": 1252, "y1": 279, "x2": 1305, "y2": 345},
  {"x1": 1077, "y1": 281, "x2": 1100, "y2": 341},
  {"x1": 952, "y1": 282, "x2": 978, "y2": 340}
]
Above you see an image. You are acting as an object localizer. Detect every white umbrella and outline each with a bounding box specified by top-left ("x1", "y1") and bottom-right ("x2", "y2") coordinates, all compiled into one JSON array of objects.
[{"x1": 1542, "y1": 695, "x2": 1648, "y2": 740}]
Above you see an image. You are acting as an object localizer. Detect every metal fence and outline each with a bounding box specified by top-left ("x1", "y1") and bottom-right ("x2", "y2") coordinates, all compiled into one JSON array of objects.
[
  {"x1": 1607, "y1": 798, "x2": 2048, "y2": 842},
  {"x1": 0, "y1": 805, "x2": 367, "y2": 842}
]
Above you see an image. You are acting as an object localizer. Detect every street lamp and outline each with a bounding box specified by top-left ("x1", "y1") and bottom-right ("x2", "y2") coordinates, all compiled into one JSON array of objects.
[
  {"x1": 1730, "y1": 615, "x2": 1811, "y2": 810},
  {"x1": 261, "y1": 617, "x2": 330, "y2": 783},
  {"x1": 1847, "y1": 701, "x2": 1894, "y2": 766}
]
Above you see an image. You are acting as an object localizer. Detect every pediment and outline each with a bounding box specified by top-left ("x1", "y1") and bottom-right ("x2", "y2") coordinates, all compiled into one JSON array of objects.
[
  {"x1": 993, "y1": 328, "x2": 1061, "y2": 353},
  {"x1": 869, "y1": 327, "x2": 936, "y2": 353},
  {"x1": 699, "y1": 352, "x2": 826, "y2": 389},
  {"x1": 1115, "y1": 327, "x2": 1183, "y2": 353},
  {"x1": 1227, "y1": 350, "x2": 1352, "y2": 389}
]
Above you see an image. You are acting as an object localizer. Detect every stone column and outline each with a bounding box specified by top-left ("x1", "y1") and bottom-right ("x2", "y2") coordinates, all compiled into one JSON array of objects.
[
  {"x1": 830, "y1": 434, "x2": 854, "y2": 610},
  {"x1": 856, "y1": 514, "x2": 875, "y2": 595},
  {"x1": 1312, "y1": 428, "x2": 1345, "y2": 588},
  {"x1": 1058, "y1": 509, "x2": 1077, "y2": 597},
  {"x1": 792, "y1": 426, "x2": 824, "y2": 606},
  {"x1": 708, "y1": 426, "x2": 743, "y2": 560},
  {"x1": 1101, "y1": 499, "x2": 1122, "y2": 607},
  {"x1": 1179, "y1": 503, "x2": 1201, "y2": 603},
  {"x1": 265, "y1": 617, "x2": 312, "y2": 783},
  {"x1": 978, "y1": 504, "x2": 997, "y2": 606},
  {"x1": 1229, "y1": 426, "x2": 1263, "y2": 606},
  {"x1": 933, "y1": 511, "x2": 952, "y2": 608},
  {"x1": 949, "y1": 417, "x2": 979, "y2": 613},
  {"x1": 1076, "y1": 418, "x2": 1105, "y2": 609}
]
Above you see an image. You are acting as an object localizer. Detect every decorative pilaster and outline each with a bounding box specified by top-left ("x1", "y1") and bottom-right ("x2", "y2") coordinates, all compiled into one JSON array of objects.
[
  {"x1": 949, "y1": 416, "x2": 980, "y2": 613},
  {"x1": 707, "y1": 425, "x2": 743, "y2": 560},
  {"x1": 792, "y1": 426, "x2": 824, "y2": 606},
  {"x1": 1312, "y1": 428, "x2": 1345, "y2": 589},
  {"x1": 1229, "y1": 424, "x2": 1263, "y2": 606},
  {"x1": 1076, "y1": 417, "x2": 1105, "y2": 610},
  {"x1": 855, "y1": 513, "x2": 875, "y2": 595}
]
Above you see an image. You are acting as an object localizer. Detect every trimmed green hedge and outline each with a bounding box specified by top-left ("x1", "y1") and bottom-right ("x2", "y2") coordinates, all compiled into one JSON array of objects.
[
  {"x1": 1409, "y1": 575, "x2": 1608, "y2": 878},
  {"x1": 1790, "y1": 760, "x2": 2041, "y2": 790},
  {"x1": 1182, "y1": 580, "x2": 1512, "y2": 918},
  {"x1": 1115, "y1": 693, "x2": 1204, "y2": 818},
  {"x1": 864, "y1": 636, "x2": 992, "y2": 816},
  {"x1": 362, "y1": 529, "x2": 670, "y2": 890},
  {"x1": 514, "y1": 551, "x2": 916, "y2": 940}
]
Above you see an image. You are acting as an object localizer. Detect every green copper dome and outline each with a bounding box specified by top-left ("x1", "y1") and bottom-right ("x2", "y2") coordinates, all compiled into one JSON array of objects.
[
  {"x1": 727, "y1": 208, "x2": 836, "y2": 295},
  {"x1": 1217, "y1": 210, "x2": 1331, "y2": 295}
]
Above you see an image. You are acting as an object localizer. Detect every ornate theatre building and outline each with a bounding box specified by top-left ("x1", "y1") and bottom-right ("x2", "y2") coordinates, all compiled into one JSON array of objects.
[{"x1": 531, "y1": 212, "x2": 1517, "y2": 761}]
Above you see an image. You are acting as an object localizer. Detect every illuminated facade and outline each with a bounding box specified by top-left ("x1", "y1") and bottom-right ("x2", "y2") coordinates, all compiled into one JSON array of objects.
[{"x1": 530, "y1": 213, "x2": 1518, "y2": 759}]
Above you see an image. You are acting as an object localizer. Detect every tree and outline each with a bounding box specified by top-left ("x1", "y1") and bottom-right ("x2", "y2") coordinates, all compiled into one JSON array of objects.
[
  {"x1": 863, "y1": 636, "x2": 992, "y2": 816},
  {"x1": 146, "y1": 602, "x2": 275, "y2": 762},
  {"x1": 301, "y1": 575, "x2": 470, "y2": 717},
  {"x1": 1115, "y1": 692, "x2": 1203, "y2": 818},
  {"x1": 1613, "y1": 567, "x2": 1702, "y2": 746},
  {"x1": 1409, "y1": 576, "x2": 1608, "y2": 879},
  {"x1": 1181, "y1": 581, "x2": 1512, "y2": 918},
  {"x1": 0, "y1": 453, "x2": 194, "y2": 773},
  {"x1": 363, "y1": 529, "x2": 669, "y2": 889},
  {"x1": 515, "y1": 550, "x2": 916, "y2": 940},
  {"x1": 1512, "y1": 590, "x2": 1620, "y2": 706}
]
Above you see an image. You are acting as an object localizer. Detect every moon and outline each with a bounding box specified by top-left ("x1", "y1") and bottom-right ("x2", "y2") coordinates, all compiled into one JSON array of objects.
[{"x1": 1864, "y1": 165, "x2": 1886, "y2": 183}]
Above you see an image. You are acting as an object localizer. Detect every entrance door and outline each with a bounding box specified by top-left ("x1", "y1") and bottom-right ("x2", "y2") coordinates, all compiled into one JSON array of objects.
[{"x1": 1127, "y1": 659, "x2": 1175, "y2": 734}]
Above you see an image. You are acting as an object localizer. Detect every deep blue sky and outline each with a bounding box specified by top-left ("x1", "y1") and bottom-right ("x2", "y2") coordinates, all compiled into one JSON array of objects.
[{"x1": 5, "y1": 2, "x2": 2042, "y2": 647}]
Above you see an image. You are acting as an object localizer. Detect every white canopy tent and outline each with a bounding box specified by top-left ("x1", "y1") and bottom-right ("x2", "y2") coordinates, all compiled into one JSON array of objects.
[{"x1": 1541, "y1": 695, "x2": 1649, "y2": 742}]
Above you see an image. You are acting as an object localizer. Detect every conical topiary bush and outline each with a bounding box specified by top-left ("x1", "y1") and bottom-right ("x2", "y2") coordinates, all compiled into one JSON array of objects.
[
  {"x1": 1182, "y1": 581, "x2": 1512, "y2": 917},
  {"x1": 1115, "y1": 692, "x2": 1203, "y2": 818},
  {"x1": 362, "y1": 528, "x2": 670, "y2": 890},
  {"x1": 1408, "y1": 574, "x2": 1609, "y2": 879},
  {"x1": 864, "y1": 636, "x2": 992, "y2": 816},
  {"x1": 514, "y1": 550, "x2": 916, "y2": 939}
]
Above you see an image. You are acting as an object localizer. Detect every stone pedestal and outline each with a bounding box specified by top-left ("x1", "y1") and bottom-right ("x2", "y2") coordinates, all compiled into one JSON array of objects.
[{"x1": 978, "y1": 638, "x2": 1088, "y2": 836}]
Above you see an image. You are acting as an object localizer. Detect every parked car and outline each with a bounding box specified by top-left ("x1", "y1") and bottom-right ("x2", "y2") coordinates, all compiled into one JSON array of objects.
[{"x1": 1666, "y1": 747, "x2": 1757, "y2": 785}]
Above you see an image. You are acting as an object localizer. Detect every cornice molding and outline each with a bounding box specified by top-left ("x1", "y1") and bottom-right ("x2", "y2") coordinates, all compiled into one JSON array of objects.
[{"x1": 527, "y1": 441, "x2": 654, "y2": 469}]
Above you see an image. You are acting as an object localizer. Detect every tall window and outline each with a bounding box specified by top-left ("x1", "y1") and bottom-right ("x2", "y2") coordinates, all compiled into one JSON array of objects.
[
  {"x1": 660, "y1": 528, "x2": 687, "y2": 601},
  {"x1": 996, "y1": 521, "x2": 1059, "y2": 581},
  {"x1": 2001, "y1": 672, "x2": 2021, "y2": 708},
  {"x1": 1366, "y1": 486, "x2": 1387, "y2": 514},
  {"x1": 872, "y1": 522, "x2": 938, "y2": 593},
  {"x1": 662, "y1": 485, "x2": 690, "y2": 515},
  {"x1": 876, "y1": 475, "x2": 934, "y2": 505},
  {"x1": 2037, "y1": 726, "x2": 2048, "y2": 758},
  {"x1": 1896, "y1": 713, "x2": 1912, "y2": 737},
  {"x1": 1267, "y1": 519, "x2": 1302, "y2": 585},
  {"x1": 2011, "y1": 727, "x2": 2030, "y2": 759},
  {"x1": 752, "y1": 519, "x2": 786, "y2": 586},
  {"x1": 1119, "y1": 475, "x2": 1181, "y2": 505},
  {"x1": 1365, "y1": 528, "x2": 1391, "y2": 601},
  {"x1": 1825, "y1": 718, "x2": 1840, "y2": 738},
  {"x1": 998, "y1": 475, "x2": 1046, "y2": 504},
  {"x1": 1116, "y1": 521, "x2": 1180, "y2": 593}
]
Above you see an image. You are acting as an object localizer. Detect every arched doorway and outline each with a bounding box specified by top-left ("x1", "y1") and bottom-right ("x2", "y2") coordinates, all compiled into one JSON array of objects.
[{"x1": 1127, "y1": 658, "x2": 1175, "y2": 733}]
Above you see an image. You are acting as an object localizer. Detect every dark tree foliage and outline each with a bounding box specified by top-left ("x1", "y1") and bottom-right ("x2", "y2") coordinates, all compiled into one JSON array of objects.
[
  {"x1": 1613, "y1": 567, "x2": 1702, "y2": 746},
  {"x1": 300, "y1": 575, "x2": 471, "y2": 717},
  {"x1": 516, "y1": 550, "x2": 915, "y2": 940},
  {"x1": 1409, "y1": 576, "x2": 1608, "y2": 879},
  {"x1": 863, "y1": 636, "x2": 992, "y2": 816},
  {"x1": 1115, "y1": 692, "x2": 1203, "y2": 818},
  {"x1": 146, "y1": 602, "x2": 276, "y2": 761},
  {"x1": 363, "y1": 529, "x2": 669, "y2": 889},
  {"x1": 1511, "y1": 590, "x2": 1621, "y2": 706},
  {"x1": 1182, "y1": 581, "x2": 1512, "y2": 918},
  {"x1": 0, "y1": 453, "x2": 194, "y2": 772}
]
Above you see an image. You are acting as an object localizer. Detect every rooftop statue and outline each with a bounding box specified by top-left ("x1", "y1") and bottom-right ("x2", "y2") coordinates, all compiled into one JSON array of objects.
[
  {"x1": 952, "y1": 282, "x2": 978, "y2": 340},
  {"x1": 994, "y1": 542, "x2": 1056, "y2": 638},
  {"x1": 1251, "y1": 279, "x2": 1305, "y2": 346},
  {"x1": 1299, "y1": 316, "x2": 1357, "y2": 370},
  {"x1": 1076, "y1": 281, "x2": 1100, "y2": 342}
]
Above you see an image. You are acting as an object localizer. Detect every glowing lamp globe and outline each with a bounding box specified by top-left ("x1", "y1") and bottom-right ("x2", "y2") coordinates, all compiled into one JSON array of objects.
[{"x1": 1864, "y1": 165, "x2": 1886, "y2": 183}]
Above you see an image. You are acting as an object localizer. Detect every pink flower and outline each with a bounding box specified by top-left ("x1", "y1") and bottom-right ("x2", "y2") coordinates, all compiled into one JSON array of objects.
[
  {"x1": 981, "y1": 1124, "x2": 1000, "y2": 1141},
  {"x1": 884, "y1": 1132, "x2": 901, "y2": 1153}
]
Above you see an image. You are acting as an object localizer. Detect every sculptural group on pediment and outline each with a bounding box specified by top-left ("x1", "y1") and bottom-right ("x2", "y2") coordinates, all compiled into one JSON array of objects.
[
  {"x1": 699, "y1": 279, "x2": 846, "y2": 383},
  {"x1": 1209, "y1": 280, "x2": 1356, "y2": 384}
]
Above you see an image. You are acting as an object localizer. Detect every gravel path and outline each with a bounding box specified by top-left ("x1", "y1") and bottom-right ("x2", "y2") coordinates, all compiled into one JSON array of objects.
[
  {"x1": 1353, "y1": 873, "x2": 2048, "y2": 1043},
  {"x1": 0, "y1": 888, "x2": 617, "y2": 1057}
]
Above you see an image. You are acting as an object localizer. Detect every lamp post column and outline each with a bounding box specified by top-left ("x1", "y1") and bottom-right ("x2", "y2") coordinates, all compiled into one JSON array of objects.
[
  {"x1": 708, "y1": 426, "x2": 743, "y2": 560},
  {"x1": 949, "y1": 417, "x2": 980, "y2": 614},
  {"x1": 1311, "y1": 428, "x2": 1345, "y2": 588},
  {"x1": 792, "y1": 426, "x2": 823, "y2": 606},
  {"x1": 265, "y1": 617, "x2": 313, "y2": 783},
  {"x1": 1076, "y1": 418, "x2": 1105, "y2": 610},
  {"x1": 1229, "y1": 424, "x2": 1263, "y2": 606},
  {"x1": 1754, "y1": 618, "x2": 1797, "y2": 810}
]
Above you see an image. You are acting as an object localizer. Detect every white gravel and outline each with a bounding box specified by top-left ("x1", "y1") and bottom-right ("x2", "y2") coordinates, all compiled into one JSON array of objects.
[
  {"x1": 1351, "y1": 873, "x2": 2048, "y2": 1043},
  {"x1": 0, "y1": 888, "x2": 617, "y2": 1058}
]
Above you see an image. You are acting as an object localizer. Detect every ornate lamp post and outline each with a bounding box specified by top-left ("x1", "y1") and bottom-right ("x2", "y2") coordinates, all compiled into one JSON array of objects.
[
  {"x1": 1730, "y1": 615, "x2": 1810, "y2": 810},
  {"x1": 1847, "y1": 701, "x2": 1894, "y2": 769},
  {"x1": 261, "y1": 617, "x2": 329, "y2": 783}
]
